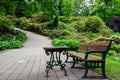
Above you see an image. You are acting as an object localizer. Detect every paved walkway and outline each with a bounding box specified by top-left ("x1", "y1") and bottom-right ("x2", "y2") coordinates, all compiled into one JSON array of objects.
[{"x1": 0, "y1": 30, "x2": 109, "y2": 80}]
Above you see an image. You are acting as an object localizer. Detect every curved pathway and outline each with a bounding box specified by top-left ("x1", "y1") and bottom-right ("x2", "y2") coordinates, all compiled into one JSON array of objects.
[{"x1": 0, "y1": 30, "x2": 109, "y2": 80}]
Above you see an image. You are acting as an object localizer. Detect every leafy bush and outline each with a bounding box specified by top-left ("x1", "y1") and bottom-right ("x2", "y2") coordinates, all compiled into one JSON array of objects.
[
  {"x1": 0, "y1": 34, "x2": 14, "y2": 41},
  {"x1": 108, "y1": 50, "x2": 116, "y2": 56},
  {"x1": 0, "y1": 17, "x2": 12, "y2": 33},
  {"x1": 49, "y1": 29, "x2": 63, "y2": 39},
  {"x1": 111, "y1": 36, "x2": 120, "y2": 44},
  {"x1": 59, "y1": 16, "x2": 73, "y2": 24},
  {"x1": 52, "y1": 39, "x2": 86, "y2": 50},
  {"x1": 0, "y1": 29, "x2": 27, "y2": 50},
  {"x1": 85, "y1": 16, "x2": 105, "y2": 33},
  {"x1": 69, "y1": 21, "x2": 86, "y2": 32},
  {"x1": 0, "y1": 40, "x2": 22, "y2": 50},
  {"x1": 15, "y1": 17, "x2": 30, "y2": 29},
  {"x1": 0, "y1": 41, "x2": 10, "y2": 50},
  {"x1": 68, "y1": 16, "x2": 107, "y2": 33},
  {"x1": 111, "y1": 44, "x2": 120, "y2": 53},
  {"x1": 99, "y1": 27, "x2": 113, "y2": 37},
  {"x1": 35, "y1": 13, "x2": 49, "y2": 23},
  {"x1": 15, "y1": 32, "x2": 27, "y2": 42},
  {"x1": 10, "y1": 40, "x2": 23, "y2": 48}
]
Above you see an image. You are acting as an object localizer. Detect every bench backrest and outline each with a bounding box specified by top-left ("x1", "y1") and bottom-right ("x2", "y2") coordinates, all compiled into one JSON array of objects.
[{"x1": 77, "y1": 40, "x2": 112, "y2": 56}]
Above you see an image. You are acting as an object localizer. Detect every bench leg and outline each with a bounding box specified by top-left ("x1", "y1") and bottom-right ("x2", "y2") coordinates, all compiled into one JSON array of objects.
[
  {"x1": 82, "y1": 67, "x2": 88, "y2": 78},
  {"x1": 71, "y1": 56, "x2": 75, "y2": 68},
  {"x1": 71, "y1": 57, "x2": 80, "y2": 68},
  {"x1": 102, "y1": 63, "x2": 107, "y2": 78}
]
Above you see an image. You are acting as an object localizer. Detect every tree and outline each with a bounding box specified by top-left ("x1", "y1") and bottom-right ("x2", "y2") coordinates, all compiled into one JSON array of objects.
[
  {"x1": 72, "y1": 0, "x2": 94, "y2": 16},
  {"x1": 62, "y1": 0, "x2": 74, "y2": 17},
  {"x1": 92, "y1": 0, "x2": 120, "y2": 21}
]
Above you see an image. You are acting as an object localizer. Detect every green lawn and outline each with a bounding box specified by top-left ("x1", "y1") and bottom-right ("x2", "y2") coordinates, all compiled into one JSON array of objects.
[{"x1": 105, "y1": 56, "x2": 120, "y2": 80}]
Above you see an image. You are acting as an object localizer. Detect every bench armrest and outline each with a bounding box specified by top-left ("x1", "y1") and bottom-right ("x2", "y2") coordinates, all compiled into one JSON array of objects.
[{"x1": 84, "y1": 50, "x2": 104, "y2": 60}]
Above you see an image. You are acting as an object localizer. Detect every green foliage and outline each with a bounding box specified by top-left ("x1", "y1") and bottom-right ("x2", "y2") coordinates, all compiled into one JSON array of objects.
[
  {"x1": 15, "y1": 31, "x2": 27, "y2": 42},
  {"x1": 108, "y1": 50, "x2": 116, "y2": 56},
  {"x1": 92, "y1": 0, "x2": 120, "y2": 21},
  {"x1": 10, "y1": 40, "x2": 23, "y2": 48},
  {"x1": 0, "y1": 1, "x2": 41, "y2": 18},
  {"x1": 59, "y1": 16, "x2": 73, "y2": 24},
  {"x1": 112, "y1": 36, "x2": 120, "y2": 44},
  {"x1": 52, "y1": 39, "x2": 79, "y2": 50},
  {"x1": 111, "y1": 44, "x2": 120, "y2": 53},
  {"x1": 0, "y1": 16, "x2": 12, "y2": 33},
  {"x1": 0, "y1": 40, "x2": 22, "y2": 50},
  {"x1": 39, "y1": 0, "x2": 56, "y2": 21},
  {"x1": 62, "y1": 0, "x2": 74, "y2": 17},
  {"x1": 16, "y1": 16, "x2": 112, "y2": 40},
  {"x1": 85, "y1": 16, "x2": 104, "y2": 32},
  {"x1": 0, "y1": 27, "x2": 27, "y2": 50},
  {"x1": 69, "y1": 16, "x2": 106, "y2": 33},
  {"x1": 105, "y1": 56, "x2": 120, "y2": 80},
  {"x1": 99, "y1": 28, "x2": 113, "y2": 37},
  {"x1": 0, "y1": 41, "x2": 10, "y2": 50},
  {"x1": 0, "y1": 5, "x2": 6, "y2": 16},
  {"x1": 49, "y1": 29, "x2": 63, "y2": 39},
  {"x1": 72, "y1": 0, "x2": 94, "y2": 16},
  {"x1": 0, "y1": 34, "x2": 14, "y2": 41},
  {"x1": 15, "y1": 17, "x2": 30, "y2": 29},
  {"x1": 52, "y1": 39, "x2": 86, "y2": 50}
]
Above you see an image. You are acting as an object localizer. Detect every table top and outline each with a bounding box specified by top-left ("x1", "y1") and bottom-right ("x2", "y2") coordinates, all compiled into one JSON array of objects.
[{"x1": 43, "y1": 46, "x2": 68, "y2": 51}]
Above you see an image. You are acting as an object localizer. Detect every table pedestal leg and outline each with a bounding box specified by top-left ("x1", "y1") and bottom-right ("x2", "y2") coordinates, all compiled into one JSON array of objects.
[{"x1": 45, "y1": 53, "x2": 68, "y2": 77}]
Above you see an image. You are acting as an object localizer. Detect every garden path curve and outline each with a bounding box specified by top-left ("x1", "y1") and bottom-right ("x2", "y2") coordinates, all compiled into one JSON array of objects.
[{"x1": 0, "y1": 30, "x2": 109, "y2": 80}]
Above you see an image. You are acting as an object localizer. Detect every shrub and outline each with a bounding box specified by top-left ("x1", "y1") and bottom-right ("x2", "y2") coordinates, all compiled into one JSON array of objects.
[
  {"x1": 111, "y1": 36, "x2": 120, "y2": 44},
  {"x1": 58, "y1": 22, "x2": 67, "y2": 29},
  {"x1": 15, "y1": 32, "x2": 27, "y2": 42},
  {"x1": 0, "y1": 17, "x2": 12, "y2": 33},
  {"x1": 0, "y1": 40, "x2": 23, "y2": 50},
  {"x1": 0, "y1": 34, "x2": 14, "y2": 41},
  {"x1": 35, "y1": 13, "x2": 49, "y2": 23},
  {"x1": 68, "y1": 16, "x2": 107, "y2": 33},
  {"x1": 52, "y1": 39, "x2": 86, "y2": 51},
  {"x1": 0, "y1": 41, "x2": 10, "y2": 50},
  {"x1": 10, "y1": 40, "x2": 23, "y2": 48},
  {"x1": 69, "y1": 21, "x2": 86, "y2": 32},
  {"x1": 59, "y1": 16, "x2": 72, "y2": 24},
  {"x1": 111, "y1": 44, "x2": 120, "y2": 53},
  {"x1": 49, "y1": 29, "x2": 63, "y2": 39},
  {"x1": 106, "y1": 16, "x2": 120, "y2": 32},
  {"x1": 85, "y1": 16, "x2": 105, "y2": 33},
  {"x1": 108, "y1": 50, "x2": 116, "y2": 56},
  {"x1": 99, "y1": 28, "x2": 113, "y2": 37},
  {"x1": 15, "y1": 17, "x2": 30, "y2": 29},
  {"x1": 0, "y1": 29, "x2": 27, "y2": 50}
]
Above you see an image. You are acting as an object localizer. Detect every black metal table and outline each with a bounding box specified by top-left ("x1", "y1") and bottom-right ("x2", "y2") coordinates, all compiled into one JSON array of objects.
[{"x1": 43, "y1": 47, "x2": 68, "y2": 77}]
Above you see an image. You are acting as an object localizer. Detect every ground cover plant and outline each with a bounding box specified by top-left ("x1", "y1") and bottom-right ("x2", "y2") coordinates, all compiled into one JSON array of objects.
[{"x1": 0, "y1": 16, "x2": 27, "y2": 50}]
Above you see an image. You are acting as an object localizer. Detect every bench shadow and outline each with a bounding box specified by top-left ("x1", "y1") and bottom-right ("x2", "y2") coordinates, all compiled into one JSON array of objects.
[{"x1": 86, "y1": 76, "x2": 107, "y2": 79}]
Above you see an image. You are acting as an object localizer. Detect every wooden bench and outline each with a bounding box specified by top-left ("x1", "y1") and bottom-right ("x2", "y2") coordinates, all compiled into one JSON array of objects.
[{"x1": 67, "y1": 40, "x2": 112, "y2": 78}]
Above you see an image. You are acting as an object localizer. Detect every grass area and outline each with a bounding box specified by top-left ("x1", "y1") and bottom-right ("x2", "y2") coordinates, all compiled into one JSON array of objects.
[{"x1": 105, "y1": 56, "x2": 120, "y2": 80}]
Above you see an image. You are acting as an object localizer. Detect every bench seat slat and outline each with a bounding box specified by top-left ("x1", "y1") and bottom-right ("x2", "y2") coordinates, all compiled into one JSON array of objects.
[{"x1": 68, "y1": 52, "x2": 104, "y2": 62}]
